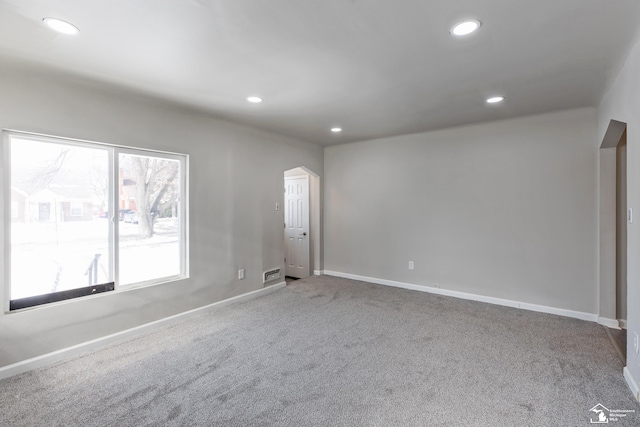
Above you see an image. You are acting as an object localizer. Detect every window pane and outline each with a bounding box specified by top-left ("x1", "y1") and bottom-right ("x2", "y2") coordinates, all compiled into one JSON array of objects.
[
  {"x1": 118, "y1": 153, "x2": 182, "y2": 285},
  {"x1": 70, "y1": 201, "x2": 83, "y2": 216},
  {"x1": 10, "y1": 137, "x2": 111, "y2": 300}
]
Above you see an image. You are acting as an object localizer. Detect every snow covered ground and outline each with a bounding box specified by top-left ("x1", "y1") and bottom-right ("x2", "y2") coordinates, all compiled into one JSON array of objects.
[{"x1": 10, "y1": 218, "x2": 180, "y2": 300}]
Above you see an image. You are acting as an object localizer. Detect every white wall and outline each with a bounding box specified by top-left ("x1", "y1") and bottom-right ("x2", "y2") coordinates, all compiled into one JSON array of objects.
[
  {"x1": 0, "y1": 61, "x2": 323, "y2": 368},
  {"x1": 325, "y1": 108, "x2": 598, "y2": 314},
  {"x1": 598, "y1": 28, "x2": 640, "y2": 399}
]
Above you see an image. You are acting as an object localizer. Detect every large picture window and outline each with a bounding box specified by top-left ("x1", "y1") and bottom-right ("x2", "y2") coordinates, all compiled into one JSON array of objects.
[{"x1": 4, "y1": 131, "x2": 188, "y2": 311}]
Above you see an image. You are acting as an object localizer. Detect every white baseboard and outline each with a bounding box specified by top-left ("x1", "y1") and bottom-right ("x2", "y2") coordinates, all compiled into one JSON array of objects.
[
  {"x1": 624, "y1": 367, "x2": 640, "y2": 402},
  {"x1": 313, "y1": 270, "x2": 323, "y2": 276},
  {"x1": 322, "y1": 270, "x2": 598, "y2": 323},
  {"x1": 598, "y1": 317, "x2": 621, "y2": 329},
  {"x1": 0, "y1": 282, "x2": 286, "y2": 381},
  {"x1": 620, "y1": 319, "x2": 628, "y2": 329}
]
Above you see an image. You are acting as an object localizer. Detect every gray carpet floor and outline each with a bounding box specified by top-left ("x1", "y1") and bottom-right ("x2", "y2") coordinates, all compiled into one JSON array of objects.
[{"x1": 1, "y1": 275, "x2": 638, "y2": 426}]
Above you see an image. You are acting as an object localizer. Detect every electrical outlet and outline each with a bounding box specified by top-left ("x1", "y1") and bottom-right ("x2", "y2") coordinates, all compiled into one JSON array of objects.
[
  {"x1": 634, "y1": 332, "x2": 639, "y2": 354},
  {"x1": 238, "y1": 269, "x2": 245, "y2": 280},
  {"x1": 408, "y1": 261, "x2": 414, "y2": 270}
]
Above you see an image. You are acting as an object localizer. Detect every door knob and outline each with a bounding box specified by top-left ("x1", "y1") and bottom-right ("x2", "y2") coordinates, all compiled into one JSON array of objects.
[{"x1": 301, "y1": 232, "x2": 307, "y2": 236}]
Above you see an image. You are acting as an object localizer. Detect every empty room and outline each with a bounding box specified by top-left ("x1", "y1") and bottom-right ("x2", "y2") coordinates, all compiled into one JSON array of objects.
[{"x1": 1, "y1": 1, "x2": 640, "y2": 425}]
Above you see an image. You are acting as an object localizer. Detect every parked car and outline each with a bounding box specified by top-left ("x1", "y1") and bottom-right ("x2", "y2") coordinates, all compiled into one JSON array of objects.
[
  {"x1": 119, "y1": 209, "x2": 132, "y2": 221},
  {"x1": 123, "y1": 211, "x2": 139, "y2": 224}
]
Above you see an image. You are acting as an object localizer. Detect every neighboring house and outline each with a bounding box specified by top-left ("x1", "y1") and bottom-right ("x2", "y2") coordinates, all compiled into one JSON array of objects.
[
  {"x1": 25, "y1": 186, "x2": 96, "y2": 223},
  {"x1": 10, "y1": 186, "x2": 28, "y2": 223},
  {"x1": 119, "y1": 171, "x2": 137, "y2": 211},
  {"x1": 25, "y1": 189, "x2": 62, "y2": 223}
]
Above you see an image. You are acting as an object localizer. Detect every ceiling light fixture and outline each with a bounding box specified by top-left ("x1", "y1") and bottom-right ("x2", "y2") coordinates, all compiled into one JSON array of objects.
[
  {"x1": 331, "y1": 127, "x2": 342, "y2": 133},
  {"x1": 486, "y1": 96, "x2": 505, "y2": 104},
  {"x1": 247, "y1": 96, "x2": 263, "y2": 103},
  {"x1": 42, "y1": 18, "x2": 79, "y2": 35},
  {"x1": 450, "y1": 20, "x2": 481, "y2": 37}
]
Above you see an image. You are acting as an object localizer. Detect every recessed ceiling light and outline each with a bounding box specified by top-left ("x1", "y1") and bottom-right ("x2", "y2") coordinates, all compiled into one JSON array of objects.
[
  {"x1": 486, "y1": 96, "x2": 505, "y2": 104},
  {"x1": 450, "y1": 20, "x2": 481, "y2": 37},
  {"x1": 247, "y1": 96, "x2": 263, "y2": 103},
  {"x1": 331, "y1": 127, "x2": 342, "y2": 133},
  {"x1": 43, "y1": 18, "x2": 79, "y2": 35}
]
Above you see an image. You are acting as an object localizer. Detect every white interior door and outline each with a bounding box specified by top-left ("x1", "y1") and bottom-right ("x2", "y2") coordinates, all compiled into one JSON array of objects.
[{"x1": 285, "y1": 176, "x2": 309, "y2": 278}]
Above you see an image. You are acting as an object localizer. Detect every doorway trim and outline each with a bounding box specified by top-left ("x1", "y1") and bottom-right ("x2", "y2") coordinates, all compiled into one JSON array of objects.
[
  {"x1": 598, "y1": 119, "x2": 627, "y2": 329},
  {"x1": 283, "y1": 166, "x2": 321, "y2": 277}
]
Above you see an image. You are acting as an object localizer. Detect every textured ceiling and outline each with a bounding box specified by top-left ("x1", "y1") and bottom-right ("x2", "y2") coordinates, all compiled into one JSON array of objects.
[{"x1": 1, "y1": 0, "x2": 639, "y2": 145}]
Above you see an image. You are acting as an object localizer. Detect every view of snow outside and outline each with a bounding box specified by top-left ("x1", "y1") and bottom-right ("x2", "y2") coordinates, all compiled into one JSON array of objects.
[
  {"x1": 11, "y1": 219, "x2": 180, "y2": 299},
  {"x1": 9, "y1": 136, "x2": 182, "y2": 300}
]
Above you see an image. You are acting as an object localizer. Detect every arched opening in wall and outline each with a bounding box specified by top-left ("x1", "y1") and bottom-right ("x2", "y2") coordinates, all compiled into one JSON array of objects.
[
  {"x1": 283, "y1": 167, "x2": 320, "y2": 282},
  {"x1": 599, "y1": 119, "x2": 628, "y2": 360}
]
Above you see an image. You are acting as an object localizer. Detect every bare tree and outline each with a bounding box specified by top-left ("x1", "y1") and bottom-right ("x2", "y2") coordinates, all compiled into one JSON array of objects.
[
  {"x1": 130, "y1": 156, "x2": 179, "y2": 238},
  {"x1": 28, "y1": 148, "x2": 70, "y2": 190},
  {"x1": 89, "y1": 159, "x2": 108, "y2": 214}
]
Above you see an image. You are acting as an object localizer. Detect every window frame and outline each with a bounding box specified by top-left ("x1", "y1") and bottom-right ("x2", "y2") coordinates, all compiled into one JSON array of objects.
[
  {"x1": 115, "y1": 146, "x2": 189, "y2": 288},
  {"x1": 2, "y1": 130, "x2": 189, "y2": 313}
]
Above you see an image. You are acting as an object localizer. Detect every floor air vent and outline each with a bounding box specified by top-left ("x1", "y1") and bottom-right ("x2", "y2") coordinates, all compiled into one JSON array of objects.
[{"x1": 263, "y1": 268, "x2": 281, "y2": 283}]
